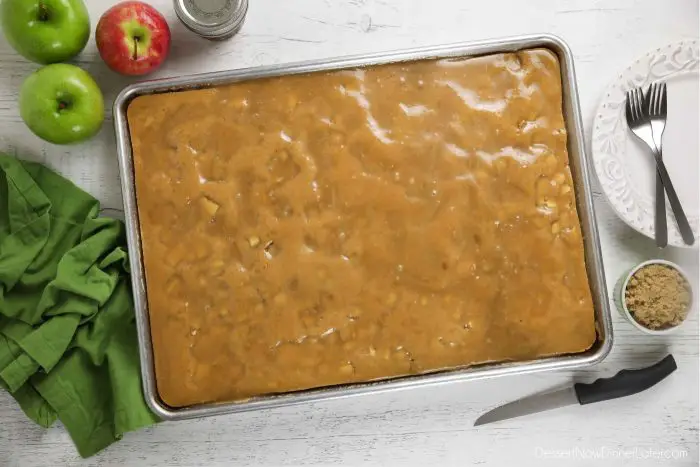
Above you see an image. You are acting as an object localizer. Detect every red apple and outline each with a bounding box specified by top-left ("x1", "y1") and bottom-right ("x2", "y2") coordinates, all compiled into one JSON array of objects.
[{"x1": 96, "y1": 1, "x2": 170, "y2": 76}]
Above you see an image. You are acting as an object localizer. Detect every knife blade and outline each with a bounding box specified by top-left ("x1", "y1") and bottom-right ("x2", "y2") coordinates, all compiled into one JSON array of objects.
[{"x1": 474, "y1": 354, "x2": 677, "y2": 426}]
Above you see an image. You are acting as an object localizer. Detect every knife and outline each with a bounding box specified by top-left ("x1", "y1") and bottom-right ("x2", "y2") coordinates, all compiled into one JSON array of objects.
[{"x1": 474, "y1": 354, "x2": 677, "y2": 426}]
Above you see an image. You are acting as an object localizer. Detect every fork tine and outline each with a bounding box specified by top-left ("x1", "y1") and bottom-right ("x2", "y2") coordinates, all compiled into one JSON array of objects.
[
  {"x1": 660, "y1": 82, "x2": 667, "y2": 116},
  {"x1": 648, "y1": 82, "x2": 656, "y2": 116},
  {"x1": 625, "y1": 90, "x2": 634, "y2": 123},
  {"x1": 652, "y1": 82, "x2": 660, "y2": 116},
  {"x1": 635, "y1": 87, "x2": 644, "y2": 119}
]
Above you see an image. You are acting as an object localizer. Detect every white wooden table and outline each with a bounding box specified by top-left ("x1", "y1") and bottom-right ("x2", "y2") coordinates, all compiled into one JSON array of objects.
[{"x1": 1, "y1": 1, "x2": 698, "y2": 465}]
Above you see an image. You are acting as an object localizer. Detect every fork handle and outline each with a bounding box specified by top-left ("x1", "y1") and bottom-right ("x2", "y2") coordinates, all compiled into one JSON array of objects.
[
  {"x1": 655, "y1": 155, "x2": 667, "y2": 248},
  {"x1": 654, "y1": 155, "x2": 695, "y2": 245}
]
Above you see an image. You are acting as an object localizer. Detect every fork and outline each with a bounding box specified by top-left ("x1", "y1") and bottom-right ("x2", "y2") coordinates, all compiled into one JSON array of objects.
[
  {"x1": 645, "y1": 83, "x2": 667, "y2": 247},
  {"x1": 625, "y1": 87, "x2": 695, "y2": 246}
]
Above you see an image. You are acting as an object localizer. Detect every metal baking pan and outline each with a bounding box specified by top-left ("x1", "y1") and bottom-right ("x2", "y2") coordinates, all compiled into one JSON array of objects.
[{"x1": 113, "y1": 33, "x2": 613, "y2": 421}]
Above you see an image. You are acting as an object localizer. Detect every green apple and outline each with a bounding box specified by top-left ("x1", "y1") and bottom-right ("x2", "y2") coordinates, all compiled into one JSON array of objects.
[
  {"x1": 1, "y1": 0, "x2": 90, "y2": 64},
  {"x1": 20, "y1": 64, "x2": 104, "y2": 144}
]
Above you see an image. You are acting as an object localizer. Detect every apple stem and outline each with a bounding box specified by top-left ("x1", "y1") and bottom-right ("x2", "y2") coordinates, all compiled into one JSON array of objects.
[
  {"x1": 133, "y1": 37, "x2": 139, "y2": 61},
  {"x1": 38, "y1": 2, "x2": 49, "y2": 21}
]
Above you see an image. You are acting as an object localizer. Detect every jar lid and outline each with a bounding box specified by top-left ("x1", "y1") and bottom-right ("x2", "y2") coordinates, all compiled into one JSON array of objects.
[{"x1": 174, "y1": 0, "x2": 248, "y2": 38}]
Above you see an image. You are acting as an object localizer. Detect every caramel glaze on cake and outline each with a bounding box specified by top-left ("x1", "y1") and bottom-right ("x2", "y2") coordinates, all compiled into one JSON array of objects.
[{"x1": 127, "y1": 48, "x2": 597, "y2": 408}]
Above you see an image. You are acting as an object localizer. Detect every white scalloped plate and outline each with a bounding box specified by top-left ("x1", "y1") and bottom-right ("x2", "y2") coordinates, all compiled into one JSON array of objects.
[{"x1": 592, "y1": 41, "x2": 699, "y2": 248}]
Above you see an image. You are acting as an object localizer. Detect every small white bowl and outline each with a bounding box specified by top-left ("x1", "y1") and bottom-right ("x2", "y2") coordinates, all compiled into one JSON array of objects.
[{"x1": 614, "y1": 259, "x2": 694, "y2": 335}]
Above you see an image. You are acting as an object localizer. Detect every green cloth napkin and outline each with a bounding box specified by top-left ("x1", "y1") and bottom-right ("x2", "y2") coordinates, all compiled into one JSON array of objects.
[{"x1": 0, "y1": 153, "x2": 158, "y2": 458}]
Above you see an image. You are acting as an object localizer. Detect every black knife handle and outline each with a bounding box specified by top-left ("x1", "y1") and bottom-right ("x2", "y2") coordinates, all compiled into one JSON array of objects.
[{"x1": 574, "y1": 355, "x2": 677, "y2": 405}]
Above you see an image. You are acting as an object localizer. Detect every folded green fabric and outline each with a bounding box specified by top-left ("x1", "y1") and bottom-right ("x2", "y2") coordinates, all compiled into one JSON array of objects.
[{"x1": 0, "y1": 153, "x2": 158, "y2": 458}]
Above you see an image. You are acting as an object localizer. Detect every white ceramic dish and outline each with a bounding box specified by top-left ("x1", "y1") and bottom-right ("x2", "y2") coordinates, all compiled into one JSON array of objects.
[
  {"x1": 592, "y1": 41, "x2": 699, "y2": 248},
  {"x1": 614, "y1": 259, "x2": 694, "y2": 335}
]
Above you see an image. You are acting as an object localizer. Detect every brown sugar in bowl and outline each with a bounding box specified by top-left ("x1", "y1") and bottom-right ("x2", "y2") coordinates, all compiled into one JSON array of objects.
[{"x1": 616, "y1": 260, "x2": 694, "y2": 334}]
